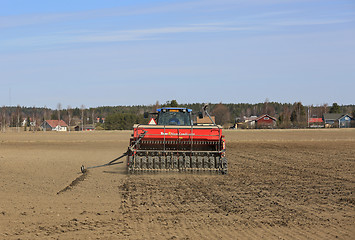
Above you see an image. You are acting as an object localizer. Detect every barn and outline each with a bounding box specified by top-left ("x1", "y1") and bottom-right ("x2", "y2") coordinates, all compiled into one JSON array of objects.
[{"x1": 255, "y1": 114, "x2": 277, "y2": 129}]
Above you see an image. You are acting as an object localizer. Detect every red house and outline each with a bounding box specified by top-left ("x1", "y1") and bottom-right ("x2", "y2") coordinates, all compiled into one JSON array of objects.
[
  {"x1": 255, "y1": 114, "x2": 277, "y2": 129},
  {"x1": 308, "y1": 118, "x2": 324, "y2": 128}
]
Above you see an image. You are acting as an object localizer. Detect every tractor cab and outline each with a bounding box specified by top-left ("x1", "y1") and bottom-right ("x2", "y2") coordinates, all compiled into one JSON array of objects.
[{"x1": 156, "y1": 108, "x2": 192, "y2": 126}]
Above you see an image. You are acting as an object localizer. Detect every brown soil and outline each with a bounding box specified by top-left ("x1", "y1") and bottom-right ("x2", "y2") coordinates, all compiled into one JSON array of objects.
[{"x1": 0, "y1": 129, "x2": 354, "y2": 239}]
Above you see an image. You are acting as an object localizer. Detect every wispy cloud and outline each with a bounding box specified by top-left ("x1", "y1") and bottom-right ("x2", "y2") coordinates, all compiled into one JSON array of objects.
[
  {"x1": 1, "y1": 0, "x2": 353, "y2": 50},
  {"x1": 274, "y1": 19, "x2": 354, "y2": 26},
  {"x1": 0, "y1": 13, "x2": 76, "y2": 28},
  {"x1": 2, "y1": 16, "x2": 352, "y2": 50},
  {"x1": 0, "y1": 0, "x2": 245, "y2": 29},
  {"x1": 86, "y1": 25, "x2": 249, "y2": 42},
  {"x1": 1, "y1": 24, "x2": 251, "y2": 48}
]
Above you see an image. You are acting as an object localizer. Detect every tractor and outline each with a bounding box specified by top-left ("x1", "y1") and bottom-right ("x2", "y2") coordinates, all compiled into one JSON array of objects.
[{"x1": 127, "y1": 106, "x2": 227, "y2": 174}]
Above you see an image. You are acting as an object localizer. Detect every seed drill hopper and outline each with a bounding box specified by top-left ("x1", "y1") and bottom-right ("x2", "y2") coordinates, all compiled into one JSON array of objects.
[{"x1": 127, "y1": 106, "x2": 227, "y2": 174}]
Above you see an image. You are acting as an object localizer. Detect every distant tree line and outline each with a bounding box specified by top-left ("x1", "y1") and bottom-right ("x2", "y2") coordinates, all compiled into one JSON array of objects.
[
  {"x1": 104, "y1": 113, "x2": 147, "y2": 130},
  {"x1": 0, "y1": 101, "x2": 354, "y2": 131}
]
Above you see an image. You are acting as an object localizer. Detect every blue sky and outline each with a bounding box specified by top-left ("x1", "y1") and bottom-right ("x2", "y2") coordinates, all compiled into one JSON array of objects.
[{"x1": 0, "y1": 0, "x2": 354, "y2": 108}]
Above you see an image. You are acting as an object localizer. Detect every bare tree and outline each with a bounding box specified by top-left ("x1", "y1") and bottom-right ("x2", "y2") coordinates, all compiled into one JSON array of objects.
[
  {"x1": 212, "y1": 103, "x2": 231, "y2": 126},
  {"x1": 278, "y1": 106, "x2": 291, "y2": 128},
  {"x1": 1, "y1": 106, "x2": 7, "y2": 132},
  {"x1": 152, "y1": 100, "x2": 160, "y2": 112},
  {"x1": 263, "y1": 98, "x2": 270, "y2": 114},
  {"x1": 16, "y1": 105, "x2": 21, "y2": 132},
  {"x1": 32, "y1": 106, "x2": 37, "y2": 132},
  {"x1": 91, "y1": 109, "x2": 95, "y2": 125},
  {"x1": 67, "y1": 105, "x2": 72, "y2": 132},
  {"x1": 263, "y1": 98, "x2": 275, "y2": 116},
  {"x1": 252, "y1": 105, "x2": 257, "y2": 116},
  {"x1": 239, "y1": 109, "x2": 245, "y2": 120},
  {"x1": 246, "y1": 108, "x2": 251, "y2": 117},
  {"x1": 43, "y1": 106, "x2": 48, "y2": 131},
  {"x1": 322, "y1": 103, "x2": 328, "y2": 115},
  {"x1": 57, "y1": 103, "x2": 62, "y2": 121},
  {"x1": 81, "y1": 104, "x2": 85, "y2": 131}
]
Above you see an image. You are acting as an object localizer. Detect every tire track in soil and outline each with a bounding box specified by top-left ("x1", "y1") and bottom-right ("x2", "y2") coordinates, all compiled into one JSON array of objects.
[
  {"x1": 236, "y1": 149, "x2": 355, "y2": 210},
  {"x1": 32, "y1": 218, "x2": 128, "y2": 238},
  {"x1": 119, "y1": 175, "x2": 243, "y2": 239},
  {"x1": 237, "y1": 151, "x2": 355, "y2": 184},
  {"x1": 235, "y1": 154, "x2": 354, "y2": 207},
  {"x1": 56, "y1": 170, "x2": 89, "y2": 194},
  {"x1": 228, "y1": 142, "x2": 354, "y2": 239},
  {"x1": 241, "y1": 142, "x2": 355, "y2": 183},
  {"x1": 46, "y1": 140, "x2": 353, "y2": 240},
  {"x1": 119, "y1": 173, "x2": 316, "y2": 239},
  {"x1": 224, "y1": 160, "x2": 317, "y2": 228},
  {"x1": 234, "y1": 155, "x2": 355, "y2": 224}
]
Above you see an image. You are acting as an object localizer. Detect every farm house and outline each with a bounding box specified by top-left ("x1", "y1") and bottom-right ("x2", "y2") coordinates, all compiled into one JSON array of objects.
[
  {"x1": 255, "y1": 114, "x2": 277, "y2": 129},
  {"x1": 323, "y1": 113, "x2": 354, "y2": 128},
  {"x1": 243, "y1": 116, "x2": 258, "y2": 128},
  {"x1": 336, "y1": 114, "x2": 354, "y2": 128},
  {"x1": 41, "y1": 120, "x2": 68, "y2": 131}
]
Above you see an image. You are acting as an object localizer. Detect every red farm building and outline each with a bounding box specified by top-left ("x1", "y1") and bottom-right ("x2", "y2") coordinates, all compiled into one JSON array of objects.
[
  {"x1": 308, "y1": 118, "x2": 324, "y2": 128},
  {"x1": 255, "y1": 114, "x2": 277, "y2": 129}
]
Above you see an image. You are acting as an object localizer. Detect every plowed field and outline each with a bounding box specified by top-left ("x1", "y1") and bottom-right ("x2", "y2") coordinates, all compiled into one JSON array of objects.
[{"x1": 0, "y1": 129, "x2": 354, "y2": 239}]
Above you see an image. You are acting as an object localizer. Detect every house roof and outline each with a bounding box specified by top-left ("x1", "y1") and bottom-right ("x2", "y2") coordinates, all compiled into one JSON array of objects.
[
  {"x1": 309, "y1": 118, "x2": 323, "y2": 123},
  {"x1": 45, "y1": 120, "x2": 68, "y2": 128},
  {"x1": 243, "y1": 116, "x2": 258, "y2": 122},
  {"x1": 338, "y1": 114, "x2": 354, "y2": 120},
  {"x1": 323, "y1": 113, "x2": 343, "y2": 120},
  {"x1": 256, "y1": 114, "x2": 277, "y2": 122}
]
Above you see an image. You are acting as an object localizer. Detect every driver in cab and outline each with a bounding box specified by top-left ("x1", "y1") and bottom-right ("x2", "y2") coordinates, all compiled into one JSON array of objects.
[{"x1": 169, "y1": 114, "x2": 180, "y2": 125}]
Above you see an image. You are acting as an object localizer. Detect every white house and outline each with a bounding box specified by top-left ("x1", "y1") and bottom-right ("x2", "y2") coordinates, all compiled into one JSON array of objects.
[
  {"x1": 22, "y1": 118, "x2": 36, "y2": 127},
  {"x1": 41, "y1": 120, "x2": 68, "y2": 131}
]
